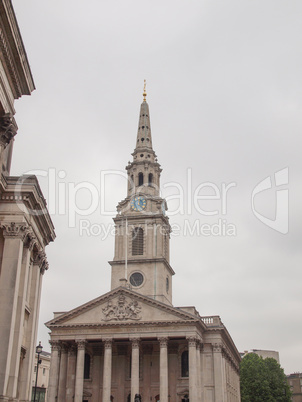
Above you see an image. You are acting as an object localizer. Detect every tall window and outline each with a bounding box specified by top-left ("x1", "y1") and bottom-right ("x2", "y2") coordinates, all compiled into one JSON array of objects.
[
  {"x1": 84, "y1": 353, "x2": 90, "y2": 379},
  {"x1": 148, "y1": 173, "x2": 153, "y2": 186},
  {"x1": 138, "y1": 172, "x2": 144, "y2": 186},
  {"x1": 132, "y1": 228, "x2": 144, "y2": 255},
  {"x1": 181, "y1": 350, "x2": 189, "y2": 377}
]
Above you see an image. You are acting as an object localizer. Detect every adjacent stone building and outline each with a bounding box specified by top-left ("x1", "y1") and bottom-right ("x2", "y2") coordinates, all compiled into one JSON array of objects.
[
  {"x1": 31, "y1": 351, "x2": 51, "y2": 402},
  {"x1": 46, "y1": 89, "x2": 241, "y2": 402},
  {"x1": 287, "y1": 373, "x2": 302, "y2": 402},
  {"x1": 0, "y1": 1, "x2": 55, "y2": 401}
]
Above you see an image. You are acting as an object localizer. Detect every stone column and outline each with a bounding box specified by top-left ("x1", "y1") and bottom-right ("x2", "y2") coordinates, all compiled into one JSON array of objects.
[
  {"x1": 159, "y1": 337, "x2": 168, "y2": 402},
  {"x1": 196, "y1": 342, "x2": 202, "y2": 402},
  {"x1": 212, "y1": 343, "x2": 227, "y2": 402},
  {"x1": 18, "y1": 250, "x2": 47, "y2": 402},
  {"x1": 131, "y1": 338, "x2": 140, "y2": 401},
  {"x1": 188, "y1": 337, "x2": 197, "y2": 402},
  {"x1": 102, "y1": 338, "x2": 112, "y2": 402},
  {"x1": 92, "y1": 345, "x2": 103, "y2": 402},
  {"x1": 48, "y1": 341, "x2": 61, "y2": 402},
  {"x1": 58, "y1": 343, "x2": 69, "y2": 401},
  {"x1": 74, "y1": 340, "x2": 86, "y2": 402},
  {"x1": 0, "y1": 222, "x2": 28, "y2": 398},
  {"x1": 9, "y1": 234, "x2": 35, "y2": 398},
  {"x1": 66, "y1": 345, "x2": 77, "y2": 402}
]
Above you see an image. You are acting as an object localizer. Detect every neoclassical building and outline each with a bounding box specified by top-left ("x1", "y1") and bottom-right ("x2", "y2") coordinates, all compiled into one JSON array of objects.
[
  {"x1": 46, "y1": 88, "x2": 241, "y2": 402},
  {"x1": 0, "y1": 1, "x2": 55, "y2": 401}
]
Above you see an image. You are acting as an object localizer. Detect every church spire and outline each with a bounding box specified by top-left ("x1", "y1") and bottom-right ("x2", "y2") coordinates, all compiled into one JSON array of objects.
[
  {"x1": 134, "y1": 80, "x2": 153, "y2": 153},
  {"x1": 125, "y1": 83, "x2": 161, "y2": 198}
]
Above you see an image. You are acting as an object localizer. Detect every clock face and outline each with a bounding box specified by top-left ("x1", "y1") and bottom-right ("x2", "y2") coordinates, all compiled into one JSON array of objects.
[
  {"x1": 129, "y1": 272, "x2": 144, "y2": 287},
  {"x1": 131, "y1": 196, "x2": 146, "y2": 211}
]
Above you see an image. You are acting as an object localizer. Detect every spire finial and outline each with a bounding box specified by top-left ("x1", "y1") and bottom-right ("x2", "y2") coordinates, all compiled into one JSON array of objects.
[{"x1": 143, "y1": 79, "x2": 147, "y2": 102}]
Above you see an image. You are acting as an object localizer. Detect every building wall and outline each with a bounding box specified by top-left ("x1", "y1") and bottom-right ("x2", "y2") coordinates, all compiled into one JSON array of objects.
[
  {"x1": 0, "y1": 2, "x2": 55, "y2": 401},
  {"x1": 31, "y1": 352, "x2": 51, "y2": 402},
  {"x1": 287, "y1": 373, "x2": 302, "y2": 402}
]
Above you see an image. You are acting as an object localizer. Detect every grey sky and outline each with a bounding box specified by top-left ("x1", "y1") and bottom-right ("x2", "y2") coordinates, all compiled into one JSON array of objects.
[{"x1": 12, "y1": 0, "x2": 302, "y2": 373}]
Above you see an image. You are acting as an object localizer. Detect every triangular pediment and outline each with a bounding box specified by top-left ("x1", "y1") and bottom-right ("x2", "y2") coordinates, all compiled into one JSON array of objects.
[{"x1": 46, "y1": 287, "x2": 199, "y2": 328}]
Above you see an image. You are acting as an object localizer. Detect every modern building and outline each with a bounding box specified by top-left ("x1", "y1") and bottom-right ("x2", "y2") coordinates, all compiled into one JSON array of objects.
[
  {"x1": 31, "y1": 351, "x2": 51, "y2": 402},
  {"x1": 46, "y1": 88, "x2": 241, "y2": 402},
  {"x1": 0, "y1": 1, "x2": 55, "y2": 401},
  {"x1": 241, "y1": 349, "x2": 280, "y2": 363},
  {"x1": 287, "y1": 373, "x2": 302, "y2": 402}
]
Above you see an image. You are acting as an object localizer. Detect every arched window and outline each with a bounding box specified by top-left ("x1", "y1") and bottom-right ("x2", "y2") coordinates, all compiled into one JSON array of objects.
[
  {"x1": 148, "y1": 173, "x2": 153, "y2": 186},
  {"x1": 132, "y1": 228, "x2": 144, "y2": 255},
  {"x1": 84, "y1": 353, "x2": 90, "y2": 379},
  {"x1": 138, "y1": 172, "x2": 144, "y2": 186},
  {"x1": 181, "y1": 350, "x2": 189, "y2": 377}
]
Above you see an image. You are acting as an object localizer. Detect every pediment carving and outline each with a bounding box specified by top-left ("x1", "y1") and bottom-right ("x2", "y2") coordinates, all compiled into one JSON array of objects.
[{"x1": 102, "y1": 294, "x2": 142, "y2": 321}]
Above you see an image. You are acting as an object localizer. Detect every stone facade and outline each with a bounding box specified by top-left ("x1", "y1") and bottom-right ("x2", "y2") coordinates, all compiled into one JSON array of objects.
[
  {"x1": 46, "y1": 92, "x2": 241, "y2": 401},
  {"x1": 287, "y1": 373, "x2": 302, "y2": 402},
  {"x1": 31, "y1": 351, "x2": 51, "y2": 401},
  {"x1": 0, "y1": 1, "x2": 55, "y2": 401}
]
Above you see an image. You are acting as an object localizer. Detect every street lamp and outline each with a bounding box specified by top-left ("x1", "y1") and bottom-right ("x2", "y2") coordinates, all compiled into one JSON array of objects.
[{"x1": 33, "y1": 342, "x2": 43, "y2": 402}]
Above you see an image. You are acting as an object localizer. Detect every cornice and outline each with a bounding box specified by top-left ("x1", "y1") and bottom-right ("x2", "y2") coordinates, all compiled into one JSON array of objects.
[
  {"x1": 0, "y1": 174, "x2": 56, "y2": 245},
  {"x1": 0, "y1": 0, "x2": 35, "y2": 98},
  {"x1": 109, "y1": 257, "x2": 175, "y2": 276},
  {"x1": 47, "y1": 319, "x2": 201, "y2": 330}
]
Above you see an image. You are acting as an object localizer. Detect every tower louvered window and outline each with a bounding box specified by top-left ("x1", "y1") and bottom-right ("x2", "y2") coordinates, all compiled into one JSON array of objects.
[
  {"x1": 138, "y1": 172, "x2": 144, "y2": 186},
  {"x1": 132, "y1": 227, "x2": 144, "y2": 255}
]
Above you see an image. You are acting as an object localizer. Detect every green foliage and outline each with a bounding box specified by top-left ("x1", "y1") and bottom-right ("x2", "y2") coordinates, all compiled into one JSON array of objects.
[{"x1": 240, "y1": 353, "x2": 291, "y2": 402}]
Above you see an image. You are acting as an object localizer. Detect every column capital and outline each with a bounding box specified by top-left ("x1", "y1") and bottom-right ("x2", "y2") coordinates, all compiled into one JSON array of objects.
[
  {"x1": 158, "y1": 337, "x2": 169, "y2": 348},
  {"x1": 102, "y1": 338, "x2": 113, "y2": 349},
  {"x1": 60, "y1": 342, "x2": 70, "y2": 353},
  {"x1": 187, "y1": 336, "x2": 198, "y2": 347},
  {"x1": 0, "y1": 221, "x2": 29, "y2": 240},
  {"x1": 33, "y1": 250, "x2": 49, "y2": 273},
  {"x1": 130, "y1": 337, "x2": 140, "y2": 349},
  {"x1": 49, "y1": 340, "x2": 61, "y2": 352},
  {"x1": 0, "y1": 113, "x2": 17, "y2": 148},
  {"x1": 196, "y1": 341, "x2": 204, "y2": 351},
  {"x1": 212, "y1": 342, "x2": 223, "y2": 353},
  {"x1": 68, "y1": 344, "x2": 77, "y2": 357},
  {"x1": 76, "y1": 339, "x2": 87, "y2": 350},
  {"x1": 24, "y1": 230, "x2": 38, "y2": 251}
]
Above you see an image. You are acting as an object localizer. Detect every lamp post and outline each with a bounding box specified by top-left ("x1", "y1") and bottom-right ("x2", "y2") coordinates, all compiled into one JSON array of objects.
[{"x1": 33, "y1": 341, "x2": 43, "y2": 402}]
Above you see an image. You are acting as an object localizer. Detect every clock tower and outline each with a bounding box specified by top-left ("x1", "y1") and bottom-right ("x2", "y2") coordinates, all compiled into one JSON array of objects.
[{"x1": 109, "y1": 83, "x2": 174, "y2": 305}]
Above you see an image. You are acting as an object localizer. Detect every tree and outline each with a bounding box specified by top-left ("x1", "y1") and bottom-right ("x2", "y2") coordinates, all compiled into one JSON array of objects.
[{"x1": 240, "y1": 353, "x2": 291, "y2": 402}]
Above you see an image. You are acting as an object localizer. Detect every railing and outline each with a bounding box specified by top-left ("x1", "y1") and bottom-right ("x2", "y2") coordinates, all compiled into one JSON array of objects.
[{"x1": 201, "y1": 316, "x2": 222, "y2": 326}]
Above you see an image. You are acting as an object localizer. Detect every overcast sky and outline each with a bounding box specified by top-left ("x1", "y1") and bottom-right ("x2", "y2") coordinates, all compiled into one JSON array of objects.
[{"x1": 12, "y1": 0, "x2": 302, "y2": 374}]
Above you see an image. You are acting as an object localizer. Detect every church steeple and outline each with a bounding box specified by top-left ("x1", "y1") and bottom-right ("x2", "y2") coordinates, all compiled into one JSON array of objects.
[
  {"x1": 109, "y1": 86, "x2": 174, "y2": 306},
  {"x1": 134, "y1": 81, "x2": 153, "y2": 153},
  {"x1": 125, "y1": 82, "x2": 161, "y2": 198}
]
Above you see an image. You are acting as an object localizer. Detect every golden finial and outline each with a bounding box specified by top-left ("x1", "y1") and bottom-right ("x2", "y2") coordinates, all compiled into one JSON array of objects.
[{"x1": 143, "y1": 79, "x2": 147, "y2": 102}]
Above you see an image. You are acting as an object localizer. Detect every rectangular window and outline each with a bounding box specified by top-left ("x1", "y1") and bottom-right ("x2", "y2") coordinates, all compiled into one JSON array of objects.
[{"x1": 132, "y1": 228, "x2": 143, "y2": 255}]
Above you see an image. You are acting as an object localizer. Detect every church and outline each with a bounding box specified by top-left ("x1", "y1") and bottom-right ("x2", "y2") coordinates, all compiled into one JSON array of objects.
[{"x1": 46, "y1": 86, "x2": 241, "y2": 402}]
